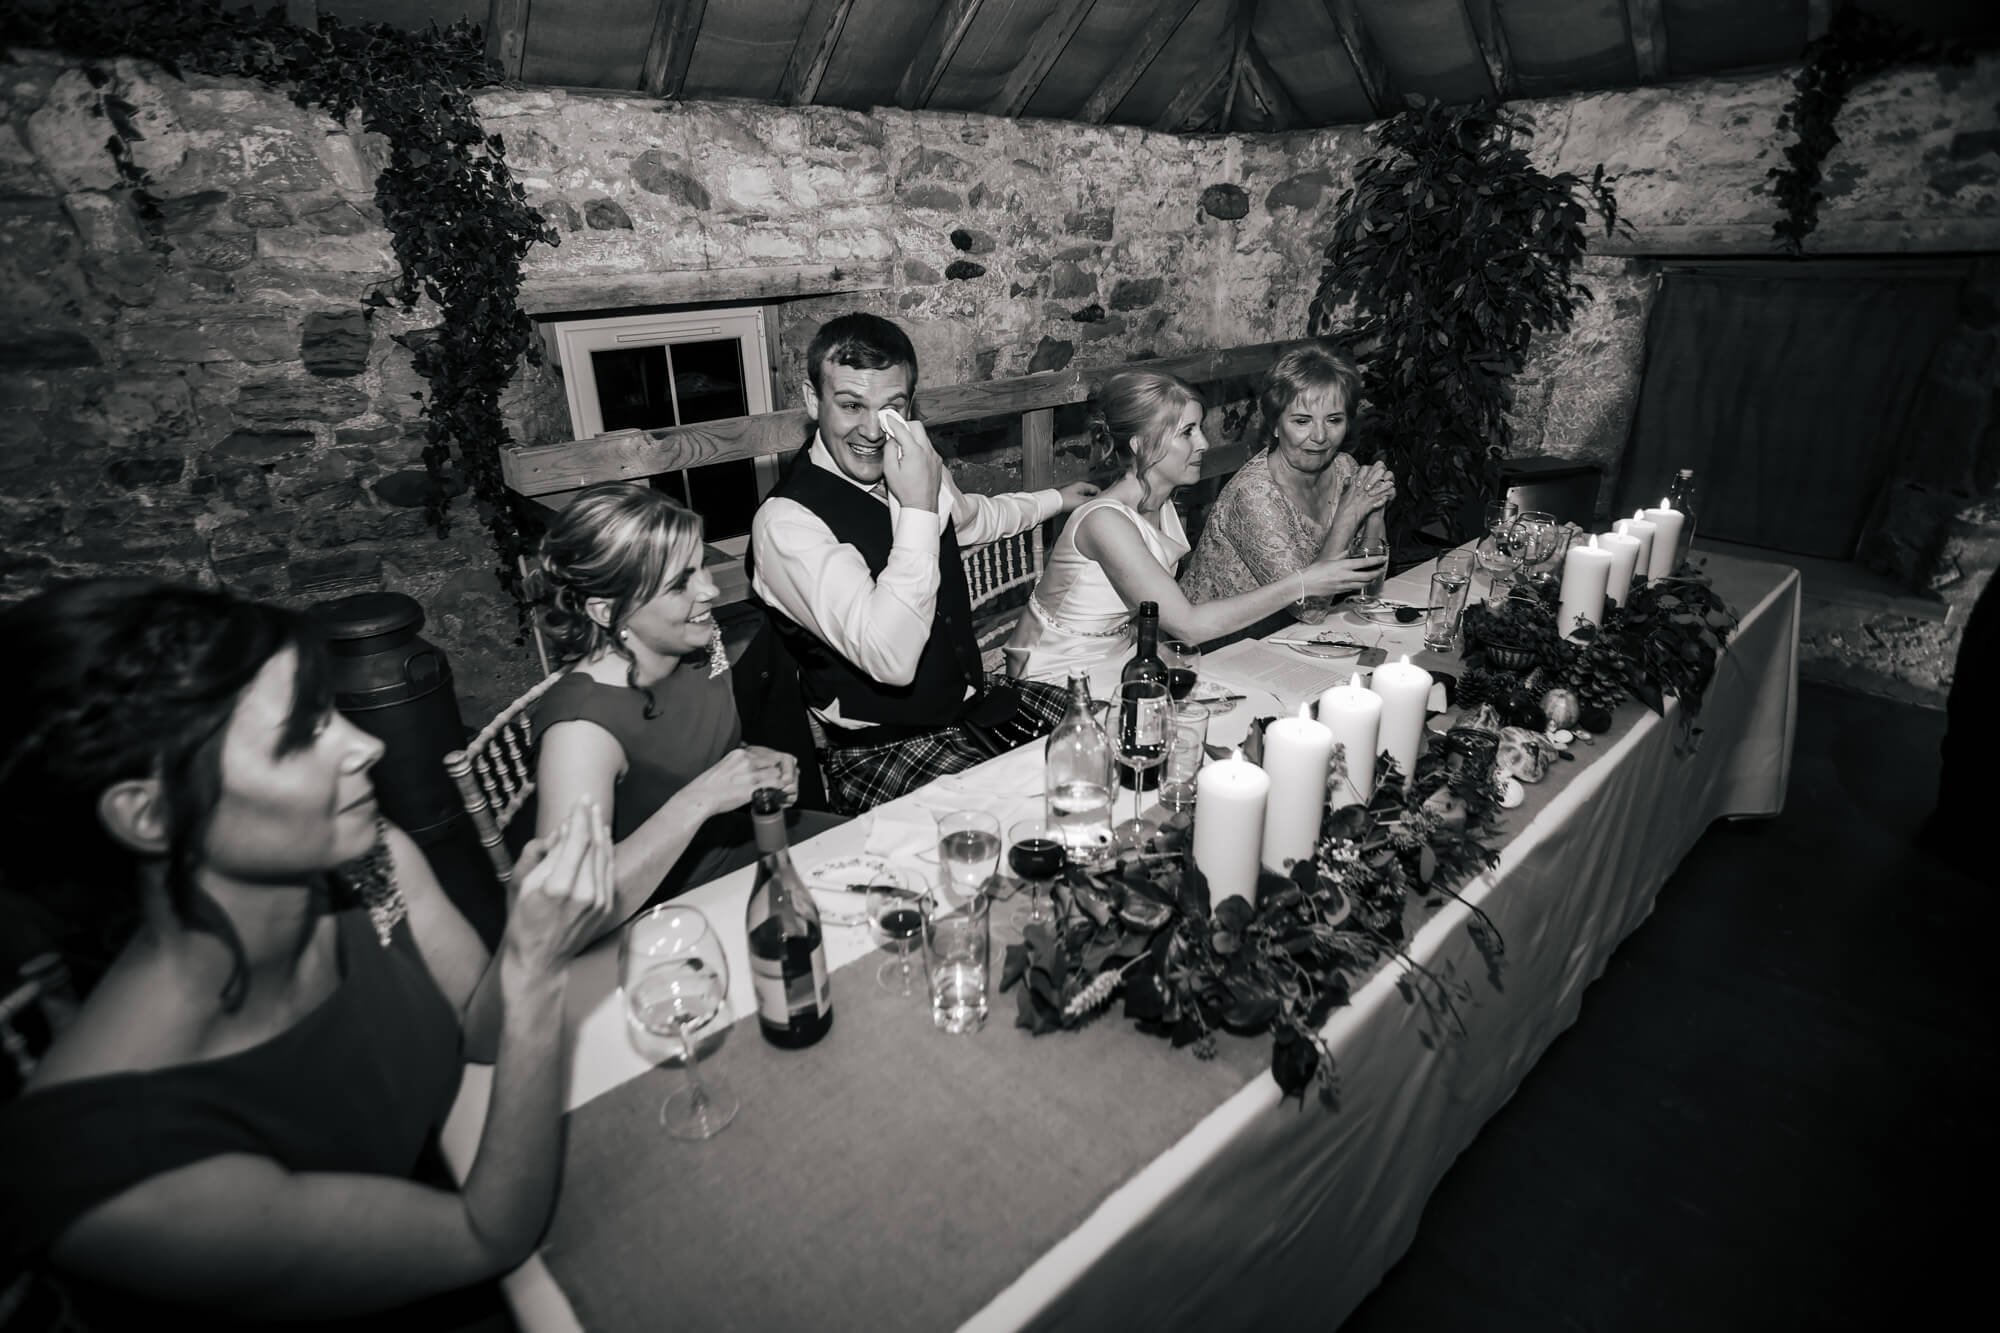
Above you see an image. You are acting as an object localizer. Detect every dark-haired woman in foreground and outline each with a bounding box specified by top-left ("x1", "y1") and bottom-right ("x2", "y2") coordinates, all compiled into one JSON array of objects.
[{"x1": 0, "y1": 579, "x2": 613, "y2": 1328}]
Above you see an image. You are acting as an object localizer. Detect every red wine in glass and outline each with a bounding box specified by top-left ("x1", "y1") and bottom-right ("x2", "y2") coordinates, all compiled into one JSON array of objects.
[
  {"x1": 871, "y1": 905, "x2": 922, "y2": 949},
  {"x1": 1166, "y1": 668, "x2": 1196, "y2": 701},
  {"x1": 1008, "y1": 836, "x2": 1065, "y2": 882}
]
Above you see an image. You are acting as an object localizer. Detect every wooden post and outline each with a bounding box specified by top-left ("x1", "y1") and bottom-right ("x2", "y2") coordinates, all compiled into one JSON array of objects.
[{"x1": 1021, "y1": 407, "x2": 1057, "y2": 493}]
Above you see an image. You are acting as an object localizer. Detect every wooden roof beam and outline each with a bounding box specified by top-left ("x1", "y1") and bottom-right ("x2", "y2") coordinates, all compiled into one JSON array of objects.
[
  {"x1": 1320, "y1": 0, "x2": 1388, "y2": 119},
  {"x1": 778, "y1": 0, "x2": 857, "y2": 105},
  {"x1": 1219, "y1": 1, "x2": 1252, "y2": 132},
  {"x1": 485, "y1": 0, "x2": 530, "y2": 80},
  {"x1": 1152, "y1": 51, "x2": 1232, "y2": 133},
  {"x1": 895, "y1": 0, "x2": 986, "y2": 111},
  {"x1": 1459, "y1": 0, "x2": 1516, "y2": 102},
  {"x1": 1077, "y1": 0, "x2": 1200, "y2": 124},
  {"x1": 990, "y1": 0, "x2": 1099, "y2": 118},
  {"x1": 1239, "y1": 32, "x2": 1302, "y2": 131},
  {"x1": 640, "y1": 0, "x2": 708, "y2": 99},
  {"x1": 1624, "y1": 0, "x2": 1667, "y2": 83}
]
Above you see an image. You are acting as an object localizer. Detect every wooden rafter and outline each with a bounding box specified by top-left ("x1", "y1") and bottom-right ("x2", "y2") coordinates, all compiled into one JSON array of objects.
[
  {"x1": 1624, "y1": 0, "x2": 1667, "y2": 83},
  {"x1": 1220, "y1": 1, "x2": 1253, "y2": 131},
  {"x1": 990, "y1": 0, "x2": 1099, "y2": 118},
  {"x1": 1077, "y1": 0, "x2": 1200, "y2": 124},
  {"x1": 1320, "y1": 0, "x2": 1388, "y2": 119},
  {"x1": 1805, "y1": 0, "x2": 1835, "y2": 42},
  {"x1": 640, "y1": 0, "x2": 708, "y2": 99},
  {"x1": 485, "y1": 0, "x2": 530, "y2": 80},
  {"x1": 1239, "y1": 32, "x2": 1301, "y2": 131},
  {"x1": 778, "y1": 0, "x2": 857, "y2": 105},
  {"x1": 1152, "y1": 51, "x2": 1232, "y2": 133},
  {"x1": 895, "y1": 0, "x2": 986, "y2": 111},
  {"x1": 1459, "y1": 0, "x2": 1515, "y2": 102}
]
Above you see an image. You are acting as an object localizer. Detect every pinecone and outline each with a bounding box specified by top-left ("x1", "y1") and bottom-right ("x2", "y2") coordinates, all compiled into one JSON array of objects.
[{"x1": 1563, "y1": 633, "x2": 1628, "y2": 717}]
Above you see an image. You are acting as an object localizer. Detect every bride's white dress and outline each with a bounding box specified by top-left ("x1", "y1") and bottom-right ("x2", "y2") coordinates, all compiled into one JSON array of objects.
[{"x1": 1005, "y1": 496, "x2": 1189, "y2": 683}]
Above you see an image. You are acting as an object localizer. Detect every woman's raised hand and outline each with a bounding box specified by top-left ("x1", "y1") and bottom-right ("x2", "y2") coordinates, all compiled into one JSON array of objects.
[
  {"x1": 697, "y1": 744, "x2": 799, "y2": 815},
  {"x1": 1341, "y1": 462, "x2": 1396, "y2": 517},
  {"x1": 506, "y1": 796, "x2": 616, "y2": 971},
  {"x1": 1300, "y1": 552, "x2": 1389, "y2": 599}
]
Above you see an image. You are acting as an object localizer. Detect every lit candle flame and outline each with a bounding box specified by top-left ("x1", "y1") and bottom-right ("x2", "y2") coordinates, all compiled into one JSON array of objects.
[
  {"x1": 1298, "y1": 702, "x2": 1312, "y2": 720},
  {"x1": 1350, "y1": 672, "x2": 1364, "y2": 688},
  {"x1": 1660, "y1": 496, "x2": 1672, "y2": 508}
]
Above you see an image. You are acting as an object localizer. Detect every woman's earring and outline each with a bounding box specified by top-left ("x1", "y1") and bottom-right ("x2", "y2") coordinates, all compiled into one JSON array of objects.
[
  {"x1": 618, "y1": 628, "x2": 631, "y2": 642},
  {"x1": 706, "y1": 622, "x2": 728, "y2": 679}
]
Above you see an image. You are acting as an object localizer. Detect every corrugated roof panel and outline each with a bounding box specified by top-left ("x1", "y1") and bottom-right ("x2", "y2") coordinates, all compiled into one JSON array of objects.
[
  {"x1": 811, "y1": 0, "x2": 936, "y2": 110},
  {"x1": 1110, "y1": 0, "x2": 1235, "y2": 128},
  {"x1": 520, "y1": 0, "x2": 653, "y2": 89},
  {"x1": 682, "y1": 0, "x2": 809, "y2": 100},
  {"x1": 1493, "y1": 0, "x2": 1637, "y2": 96},
  {"x1": 1353, "y1": 0, "x2": 1495, "y2": 106},
  {"x1": 924, "y1": 0, "x2": 1062, "y2": 112},
  {"x1": 1021, "y1": 0, "x2": 1165, "y2": 121},
  {"x1": 1251, "y1": 0, "x2": 1375, "y2": 126}
]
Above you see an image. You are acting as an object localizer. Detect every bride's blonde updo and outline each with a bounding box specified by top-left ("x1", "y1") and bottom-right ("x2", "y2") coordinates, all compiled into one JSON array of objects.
[
  {"x1": 523, "y1": 483, "x2": 704, "y2": 680},
  {"x1": 1086, "y1": 369, "x2": 1204, "y2": 509}
]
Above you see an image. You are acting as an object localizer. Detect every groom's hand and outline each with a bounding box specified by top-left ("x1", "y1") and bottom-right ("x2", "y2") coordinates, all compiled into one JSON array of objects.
[
  {"x1": 880, "y1": 411, "x2": 943, "y2": 513},
  {"x1": 1055, "y1": 481, "x2": 1102, "y2": 512}
]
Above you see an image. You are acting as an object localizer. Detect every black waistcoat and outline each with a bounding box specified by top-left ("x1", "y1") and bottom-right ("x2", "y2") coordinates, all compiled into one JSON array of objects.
[{"x1": 750, "y1": 450, "x2": 985, "y2": 736}]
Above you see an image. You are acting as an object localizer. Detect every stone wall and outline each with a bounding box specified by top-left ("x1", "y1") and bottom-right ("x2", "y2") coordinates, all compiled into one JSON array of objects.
[{"x1": 2, "y1": 46, "x2": 1995, "y2": 715}]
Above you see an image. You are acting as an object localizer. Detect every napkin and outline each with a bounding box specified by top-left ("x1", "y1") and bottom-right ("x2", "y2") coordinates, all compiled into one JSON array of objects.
[{"x1": 863, "y1": 806, "x2": 939, "y2": 863}]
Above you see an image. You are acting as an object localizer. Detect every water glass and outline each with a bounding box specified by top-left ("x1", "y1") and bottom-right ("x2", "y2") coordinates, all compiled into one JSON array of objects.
[
  {"x1": 620, "y1": 904, "x2": 738, "y2": 1140},
  {"x1": 1159, "y1": 702, "x2": 1210, "y2": 812},
  {"x1": 923, "y1": 891, "x2": 991, "y2": 1035},
  {"x1": 936, "y1": 810, "x2": 1001, "y2": 903},
  {"x1": 1424, "y1": 572, "x2": 1471, "y2": 652}
]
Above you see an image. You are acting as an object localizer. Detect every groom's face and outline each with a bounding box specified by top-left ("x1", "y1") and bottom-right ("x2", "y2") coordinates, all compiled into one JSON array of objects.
[{"x1": 804, "y1": 360, "x2": 915, "y2": 486}]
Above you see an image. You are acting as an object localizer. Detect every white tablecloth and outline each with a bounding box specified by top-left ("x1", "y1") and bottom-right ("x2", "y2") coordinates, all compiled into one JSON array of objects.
[{"x1": 441, "y1": 551, "x2": 1800, "y2": 1332}]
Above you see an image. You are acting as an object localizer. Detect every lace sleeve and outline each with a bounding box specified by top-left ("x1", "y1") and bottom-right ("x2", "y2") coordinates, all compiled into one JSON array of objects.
[{"x1": 1205, "y1": 465, "x2": 1336, "y2": 623}]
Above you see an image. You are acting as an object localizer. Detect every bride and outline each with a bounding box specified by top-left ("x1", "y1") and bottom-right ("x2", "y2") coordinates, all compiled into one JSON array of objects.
[{"x1": 1006, "y1": 369, "x2": 1385, "y2": 682}]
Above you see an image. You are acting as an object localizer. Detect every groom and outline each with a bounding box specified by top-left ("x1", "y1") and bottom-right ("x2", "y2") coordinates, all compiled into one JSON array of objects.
[{"x1": 748, "y1": 313, "x2": 1098, "y2": 814}]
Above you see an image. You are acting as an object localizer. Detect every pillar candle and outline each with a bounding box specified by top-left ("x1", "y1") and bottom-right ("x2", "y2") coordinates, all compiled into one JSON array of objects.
[
  {"x1": 1317, "y1": 673, "x2": 1383, "y2": 808},
  {"x1": 1368, "y1": 655, "x2": 1433, "y2": 783},
  {"x1": 1617, "y1": 510, "x2": 1657, "y2": 579},
  {"x1": 1557, "y1": 533, "x2": 1614, "y2": 637},
  {"x1": 1260, "y1": 704, "x2": 1335, "y2": 872},
  {"x1": 1640, "y1": 498, "x2": 1685, "y2": 581},
  {"x1": 1598, "y1": 530, "x2": 1643, "y2": 607},
  {"x1": 1193, "y1": 749, "x2": 1270, "y2": 907}
]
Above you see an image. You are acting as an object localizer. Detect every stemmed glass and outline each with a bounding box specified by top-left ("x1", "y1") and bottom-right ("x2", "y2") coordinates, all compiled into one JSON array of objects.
[
  {"x1": 1006, "y1": 816, "x2": 1064, "y2": 928},
  {"x1": 1112, "y1": 679, "x2": 1172, "y2": 846},
  {"x1": 937, "y1": 809, "x2": 1002, "y2": 904},
  {"x1": 1514, "y1": 511, "x2": 1559, "y2": 578},
  {"x1": 621, "y1": 904, "x2": 737, "y2": 1141},
  {"x1": 868, "y1": 883, "x2": 925, "y2": 995},
  {"x1": 1350, "y1": 537, "x2": 1391, "y2": 609},
  {"x1": 1162, "y1": 639, "x2": 1201, "y2": 702},
  {"x1": 1476, "y1": 503, "x2": 1523, "y2": 597}
]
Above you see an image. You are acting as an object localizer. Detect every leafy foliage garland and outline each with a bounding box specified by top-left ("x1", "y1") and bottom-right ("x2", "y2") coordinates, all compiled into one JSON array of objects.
[
  {"x1": 0, "y1": 1, "x2": 556, "y2": 613},
  {"x1": 1770, "y1": 4, "x2": 1970, "y2": 255},
  {"x1": 1308, "y1": 99, "x2": 1624, "y2": 548},
  {"x1": 1003, "y1": 568, "x2": 1740, "y2": 1102}
]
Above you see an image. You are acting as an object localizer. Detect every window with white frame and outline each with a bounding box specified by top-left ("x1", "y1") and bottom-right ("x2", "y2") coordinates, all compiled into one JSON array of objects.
[{"x1": 549, "y1": 305, "x2": 778, "y2": 555}]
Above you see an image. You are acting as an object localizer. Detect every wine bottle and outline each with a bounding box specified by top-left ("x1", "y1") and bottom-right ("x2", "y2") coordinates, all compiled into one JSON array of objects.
[
  {"x1": 1119, "y1": 603, "x2": 1168, "y2": 791},
  {"x1": 1666, "y1": 468, "x2": 1700, "y2": 570},
  {"x1": 1044, "y1": 670, "x2": 1113, "y2": 860},
  {"x1": 744, "y1": 787, "x2": 833, "y2": 1048}
]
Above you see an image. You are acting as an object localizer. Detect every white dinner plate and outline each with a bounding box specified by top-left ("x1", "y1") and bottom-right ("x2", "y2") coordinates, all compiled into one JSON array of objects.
[{"x1": 801, "y1": 854, "x2": 909, "y2": 927}]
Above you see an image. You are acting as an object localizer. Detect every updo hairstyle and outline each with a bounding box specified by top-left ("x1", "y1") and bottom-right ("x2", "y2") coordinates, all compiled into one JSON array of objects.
[{"x1": 1086, "y1": 369, "x2": 1205, "y2": 509}]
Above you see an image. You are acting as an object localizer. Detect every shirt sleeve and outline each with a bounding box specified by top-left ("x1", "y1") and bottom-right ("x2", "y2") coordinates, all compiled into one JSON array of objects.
[
  {"x1": 946, "y1": 473, "x2": 1062, "y2": 546},
  {"x1": 749, "y1": 496, "x2": 942, "y2": 687}
]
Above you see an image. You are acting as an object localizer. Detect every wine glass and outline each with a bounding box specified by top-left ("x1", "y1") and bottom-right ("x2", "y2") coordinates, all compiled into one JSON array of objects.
[
  {"x1": 1514, "y1": 511, "x2": 1558, "y2": 577},
  {"x1": 1112, "y1": 679, "x2": 1172, "y2": 846},
  {"x1": 621, "y1": 905, "x2": 738, "y2": 1141},
  {"x1": 1162, "y1": 639, "x2": 1201, "y2": 703},
  {"x1": 936, "y1": 809, "x2": 1002, "y2": 903},
  {"x1": 1006, "y1": 816, "x2": 1064, "y2": 929},
  {"x1": 868, "y1": 883, "x2": 924, "y2": 995},
  {"x1": 1350, "y1": 537, "x2": 1391, "y2": 609},
  {"x1": 1476, "y1": 504, "x2": 1523, "y2": 596}
]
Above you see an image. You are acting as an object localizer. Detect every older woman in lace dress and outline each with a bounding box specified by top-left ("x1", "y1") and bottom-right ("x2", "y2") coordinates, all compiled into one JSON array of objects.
[{"x1": 1182, "y1": 344, "x2": 1396, "y2": 624}]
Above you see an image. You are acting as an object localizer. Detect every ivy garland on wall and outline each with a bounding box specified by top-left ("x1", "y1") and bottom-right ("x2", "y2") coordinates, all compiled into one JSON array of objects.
[
  {"x1": 1769, "y1": 3, "x2": 1970, "y2": 255},
  {"x1": 0, "y1": 1, "x2": 556, "y2": 617}
]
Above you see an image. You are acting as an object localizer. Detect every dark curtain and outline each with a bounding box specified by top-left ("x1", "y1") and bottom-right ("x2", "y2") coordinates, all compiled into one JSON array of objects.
[{"x1": 1617, "y1": 264, "x2": 1962, "y2": 560}]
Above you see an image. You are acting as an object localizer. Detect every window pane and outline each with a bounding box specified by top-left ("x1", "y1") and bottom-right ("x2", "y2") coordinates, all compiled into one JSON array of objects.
[
  {"x1": 591, "y1": 346, "x2": 676, "y2": 432},
  {"x1": 684, "y1": 458, "x2": 760, "y2": 541},
  {"x1": 669, "y1": 338, "x2": 750, "y2": 424}
]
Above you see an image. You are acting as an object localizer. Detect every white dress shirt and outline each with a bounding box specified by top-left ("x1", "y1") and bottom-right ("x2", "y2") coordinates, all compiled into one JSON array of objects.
[{"x1": 750, "y1": 436, "x2": 1061, "y2": 729}]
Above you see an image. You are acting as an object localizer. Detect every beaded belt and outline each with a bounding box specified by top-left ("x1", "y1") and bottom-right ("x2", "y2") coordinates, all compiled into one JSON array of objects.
[{"x1": 1028, "y1": 597, "x2": 1135, "y2": 641}]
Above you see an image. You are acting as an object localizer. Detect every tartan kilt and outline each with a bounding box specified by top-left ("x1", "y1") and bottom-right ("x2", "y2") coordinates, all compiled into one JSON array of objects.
[{"x1": 819, "y1": 681, "x2": 1070, "y2": 815}]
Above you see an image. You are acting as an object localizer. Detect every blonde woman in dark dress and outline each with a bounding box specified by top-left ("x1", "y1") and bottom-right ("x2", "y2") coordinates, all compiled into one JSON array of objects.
[
  {"x1": 0, "y1": 579, "x2": 613, "y2": 1328},
  {"x1": 527, "y1": 484, "x2": 841, "y2": 927}
]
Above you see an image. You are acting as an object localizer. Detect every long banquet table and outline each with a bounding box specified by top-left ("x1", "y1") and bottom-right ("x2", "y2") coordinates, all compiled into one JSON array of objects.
[{"x1": 440, "y1": 545, "x2": 1801, "y2": 1333}]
